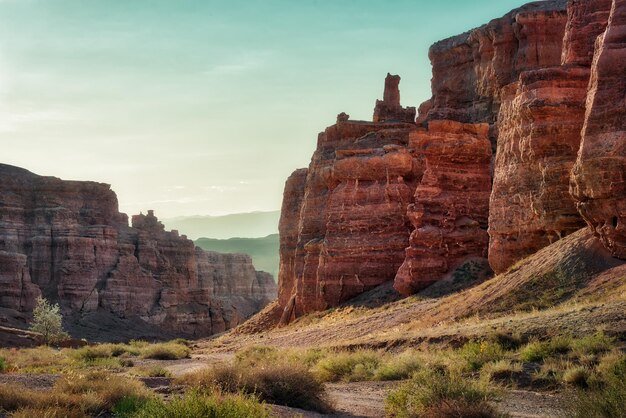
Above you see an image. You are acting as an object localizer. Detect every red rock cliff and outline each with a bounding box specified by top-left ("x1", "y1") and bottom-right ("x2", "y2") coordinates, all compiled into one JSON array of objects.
[
  {"x1": 275, "y1": 0, "x2": 626, "y2": 323},
  {"x1": 0, "y1": 165, "x2": 276, "y2": 339},
  {"x1": 571, "y1": 0, "x2": 626, "y2": 258},
  {"x1": 276, "y1": 77, "x2": 420, "y2": 322}
]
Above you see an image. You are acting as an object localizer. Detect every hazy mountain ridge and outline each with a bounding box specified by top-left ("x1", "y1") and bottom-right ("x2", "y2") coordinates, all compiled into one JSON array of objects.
[
  {"x1": 195, "y1": 234, "x2": 279, "y2": 280},
  {"x1": 162, "y1": 211, "x2": 280, "y2": 240}
]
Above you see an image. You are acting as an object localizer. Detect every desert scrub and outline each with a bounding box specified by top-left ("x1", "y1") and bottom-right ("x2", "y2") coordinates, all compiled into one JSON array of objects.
[
  {"x1": 180, "y1": 362, "x2": 332, "y2": 413},
  {"x1": 571, "y1": 332, "x2": 615, "y2": 357},
  {"x1": 480, "y1": 360, "x2": 523, "y2": 385},
  {"x1": 0, "y1": 371, "x2": 152, "y2": 415},
  {"x1": 124, "y1": 391, "x2": 270, "y2": 418},
  {"x1": 313, "y1": 350, "x2": 381, "y2": 382},
  {"x1": 140, "y1": 342, "x2": 190, "y2": 360},
  {"x1": 373, "y1": 350, "x2": 422, "y2": 381},
  {"x1": 459, "y1": 340, "x2": 506, "y2": 372},
  {"x1": 234, "y1": 345, "x2": 279, "y2": 367},
  {"x1": 562, "y1": 366, "x2": 591, "y2": 388},
  {"x1": 520, "y1": 336, "x2": 571, "y2": 362},
  {"x1": 0, "y1": 346, "x2": 68, "y2": 373},
  {"x1": 131, "y1": 366, "x2": 172, "y2": 378},
  {"x1": 570, "y1": 352, "x2": 626, "y2": 418},
  {"x1": 385, "y1": 368, "x2": 502, "y2": 418}
]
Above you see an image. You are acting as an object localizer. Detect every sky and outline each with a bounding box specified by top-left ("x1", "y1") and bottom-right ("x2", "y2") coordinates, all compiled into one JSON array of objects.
[{"x1": 0, "y1": 0, "x2": 527, "y2": 218}]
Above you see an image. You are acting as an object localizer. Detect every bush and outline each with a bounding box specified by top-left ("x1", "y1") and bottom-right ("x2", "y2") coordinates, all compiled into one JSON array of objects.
[
  {"x1": 127, "y1": 391, "x2": 270, "y2": 418},
  {"x1": 480, "y1": 360, "x2": 523, "y2": 385},
  {"x1": 385, "y1": 368, "x2": 499, "y2": 418},
  {"x1": 571, "y1": 332, "x2": 615, "y2": 357},
  {"x1": 0, "y1": 346, "x2": 66, "y2": 374},
  {"x1": 0, "y1": 356, "x2": 7, "y2": 373},
  {"x1": 234, "y1": 346, "x2": 279, "y2": 368},
  {"x1": 520, "y1": 336, "x2": 571, "y2": 362},
  {"x1": 460, "y1": 341, "x2": 506, "y2": 372},
  {"x1": 29, "y1": 297, "x2": 69, "y2": 345},
  {"x1": 140, "y1": 342, "x2": 190, "y2": 360},
  {"x1": 131, "y1": 366, "x2": 172, "y2": 377},
  {"x1": 53, "y1": 371, "x2": 153, "y2": 413},
  {"x1": 181, "y1": 363, "x2": 332, "y2": 413},
  {"x1": 373, "y1": 350, "x2": 422, "y2": 381},
  {"x1": 562, "y1": 366, "x2": 590, "y2": 388},
  {"x1": 314, "y1": 350, "x2": 381, "y2": 382}
]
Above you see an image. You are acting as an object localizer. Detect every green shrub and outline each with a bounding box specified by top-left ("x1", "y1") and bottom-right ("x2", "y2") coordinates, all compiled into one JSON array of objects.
[
  {"x1": 128, "y1": 391, "x2": 270, "y2": 418},
  {"x1": 0, "y1": 356, "x2": 7, "y2": 373},
  {"x1": 520, "y1": 336, "x2": 571, "y2": 362},
  {"x1": 140, "y1": 343, "x2": 190, "y2": 360},
  {"x1": 181, "y1": 363, "x2": 332, "y2": 413},
  {"x1": 131, "y1": 366, "x2": 172, "y2": 378},
  {"x1": 112, "y1": 396, "x2": 150, "y2": 417},
  {"x1": 234, "y1": 346, "x2": 279, "y2": 368},
  {"x1": 480, "y1": 360, "x2": 523, "y2": 385},
  {"x1": 572, "y1": 332, "x2": 615, "y2": 357},
  {"x1": 314, "y1": 350, "x2": 381, "y2": 382},
  {"x1": 562, "y1": 366, "x2": 590, "y2": 388},
  {"x1": 460, "y1": 341, "x2": 506, "y2": 371},
  {"x1": 570, "y1": 375, "x2": 626, "y2": 417},
  {"x1": 373, "y1": 351, "x2": 421, "y2": 381},
  {"x1": 385, "y1": 368, "x2": 499, "y2": 418}
]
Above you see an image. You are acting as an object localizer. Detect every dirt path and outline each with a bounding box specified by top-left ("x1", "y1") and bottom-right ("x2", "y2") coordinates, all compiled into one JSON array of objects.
[{"x1": 268, "y1": 382, "x2": 566, "y2": 418}]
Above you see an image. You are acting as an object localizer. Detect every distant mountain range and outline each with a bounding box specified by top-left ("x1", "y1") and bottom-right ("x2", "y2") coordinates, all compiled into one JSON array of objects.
[
  {"x1": 162, "y1": 210, "x2": 280, "y2": 240},
  {"x1": 195, "y1": 234, "x2": 280, "y2": 279}
]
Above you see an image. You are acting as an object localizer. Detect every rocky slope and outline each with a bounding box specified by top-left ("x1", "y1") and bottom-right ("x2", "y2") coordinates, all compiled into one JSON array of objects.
[
  {"x1": 273, "y1": 0, "x2": 626, "y2": 324},
  {"x1": 0, "y1": 164, "x2": 276, "y2": 339}
]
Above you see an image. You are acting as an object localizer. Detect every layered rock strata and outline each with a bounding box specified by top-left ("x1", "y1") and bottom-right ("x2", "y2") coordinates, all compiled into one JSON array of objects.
[
  {"x1": 571, "y1": 0, "x2": 626, "y2": 258},
  {"x1": 277, "y1": 77, "x2": 420, "y2": 323},
  {"x1": 395, "y1": 121, "x2": 492, "y2": 295},
  {"x1": 276, "y1": 0, "x2": 626, "y2": 324},
  {"x1": 0, "y1": 164, "x2": 276, "y2": 337}
]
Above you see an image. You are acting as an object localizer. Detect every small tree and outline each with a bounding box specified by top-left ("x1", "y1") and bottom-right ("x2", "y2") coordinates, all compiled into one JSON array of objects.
[{"x1": 29, "y1": 297, "x2": 68, "y2": 344}]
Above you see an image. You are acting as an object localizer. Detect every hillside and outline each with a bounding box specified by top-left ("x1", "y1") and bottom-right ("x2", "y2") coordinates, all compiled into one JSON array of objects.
[
  {"x1": 162, "y1": 211, "x2": 280, "y2": 240},
  {"x1": 195, "y1": 234, "x2": 279, "y2": 279},
  {"x1": 214, "y1": 228, "x2": 626, "y2": 351}
]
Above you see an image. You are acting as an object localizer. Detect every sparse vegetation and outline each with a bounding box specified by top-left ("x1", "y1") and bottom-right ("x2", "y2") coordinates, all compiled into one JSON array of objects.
[
  {"x1": 570, "y1": 352, "x2": 626, "y2": 418},
  {"x1": 520, "y1": 336, "x2": 571, "y2": 362},
  {"x1": 124, "y1": 391, "x2": 270, "y2": 418},
  {"x1": 181, "y1": 362, "x2": 332, "y2": 413},
  {"x1": 140, "y1": 342, "x2": 191, "y2": 360},
  {"x1": 0, "y1": 372, "x2": 153, "y2": 416},
  {"x1": 314, "y1": 350, "x2": 381, "y2": 382},
  {"x1": 385, "y1": 368, "x2": 501, "y2": 418},
  {"x1": 131, "y1": 366, "x2": 172, "y2": 378}
]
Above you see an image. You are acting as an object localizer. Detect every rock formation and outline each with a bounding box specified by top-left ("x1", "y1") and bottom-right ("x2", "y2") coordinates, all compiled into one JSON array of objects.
[
  {"x1": 373, "y1": 74, "x2": 416, "y2": 123},
  {"x1": 276, "y1": 76, "x2": 420, "y2": 323},
  {"x1": 275, "y1": 0, "x2": 626, "y2": 323},
  {"x1": 0, "y1": 164, "x2": 276, "y2": 338},
  {"x1": 395, "y1": 121, "x2": 492, "y2": 295},
  {"x1": 571, "y1": 0, "x2": 626, "y2": 258}
]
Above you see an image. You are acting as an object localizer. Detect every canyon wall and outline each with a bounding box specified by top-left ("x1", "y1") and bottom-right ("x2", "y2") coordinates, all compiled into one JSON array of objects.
[
  {"x1": 0, "y1": 164, "x2": 276, "y2": 338},
  {"x1": 571, "y1": 0, "x2": 626, "y2": 258},
  {"x1": 275, "y1": 0, "x2": 626, "y2": 323}
]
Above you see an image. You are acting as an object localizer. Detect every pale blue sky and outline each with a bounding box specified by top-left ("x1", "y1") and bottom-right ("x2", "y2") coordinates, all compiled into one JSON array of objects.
[{"x1": 1, "y1": 0, "x2": 527, "y2": 218}]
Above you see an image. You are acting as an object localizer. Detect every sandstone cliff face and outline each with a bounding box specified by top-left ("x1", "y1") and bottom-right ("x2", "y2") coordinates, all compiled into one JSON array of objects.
[
  {"x1": 395, "y1": 121, "x2": 492, "y2": 295},
  {"x1": 488, "y1": 67, "x2": 591, "y2": 273},
  {"x1": 276, "y1": 77, "x2": 420, "y2": 322},
  {"x1": 275, "y1": 0, "x2": 626, "y2": 324},
  {"x1": 420, "y1": 0, "x2": 568, "y2": 141},
  {"x1": 0, "y1": 164, "x2": 276, "y2": 338},
  {"x1": 571, "y1": 0, "x2": 626, "y2": 259}
]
